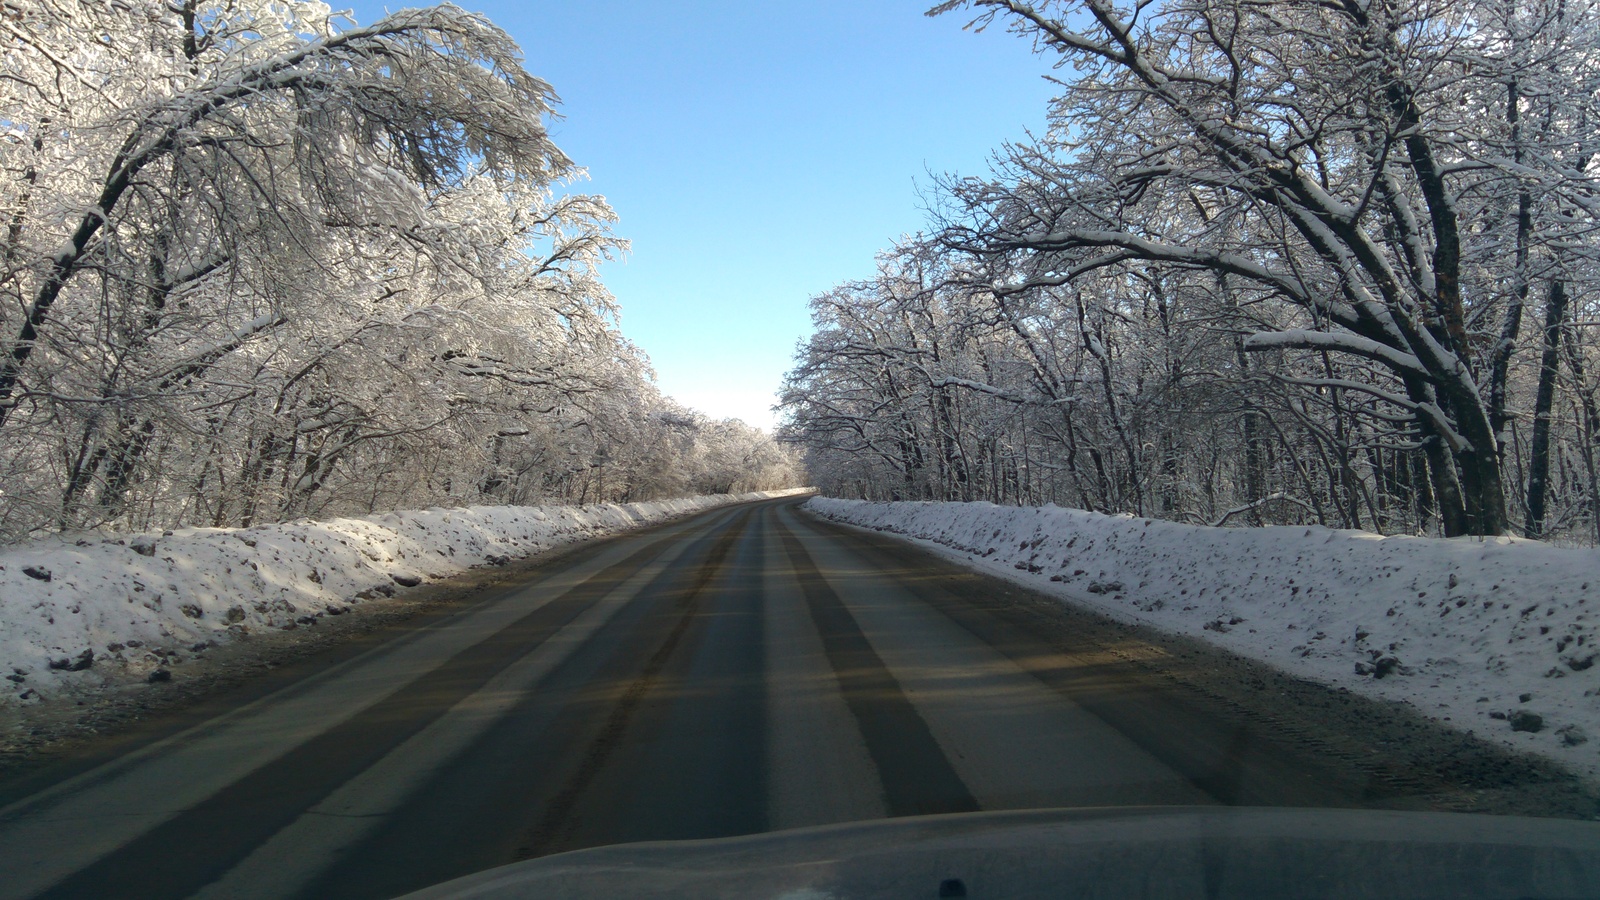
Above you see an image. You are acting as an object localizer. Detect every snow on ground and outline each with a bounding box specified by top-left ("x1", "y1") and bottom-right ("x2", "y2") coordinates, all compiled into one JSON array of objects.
[
  {"x1": 0, "y1": 490, "x2": 807, "y2": 707},
  {"x1": 807, "y1": 497, "x2": 1600, "y2": 780}
]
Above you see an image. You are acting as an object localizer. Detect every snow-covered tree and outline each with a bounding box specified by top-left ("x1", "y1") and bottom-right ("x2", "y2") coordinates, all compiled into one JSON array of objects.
[
  {"x1": 0, "y1": 1, "x2": 799, "y2": 541},
  {"x1": 915, "y1": 0, "x2": 1600, "y2": 536},
  {"x1": 783, "y1": 0, "x2": 1600, "y2": 541}
]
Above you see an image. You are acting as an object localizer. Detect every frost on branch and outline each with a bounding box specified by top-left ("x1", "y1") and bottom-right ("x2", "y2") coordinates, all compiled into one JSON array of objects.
[
  {"x1": 0, "y1": 2, "x2": 800, "y2": 541},
  {"x1": 783, "y1": 0, "x2": 1600, "y2": 541}
]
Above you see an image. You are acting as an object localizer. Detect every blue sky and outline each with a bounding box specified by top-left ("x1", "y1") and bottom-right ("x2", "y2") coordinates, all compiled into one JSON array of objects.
[{"x1": 349, "y1": 1, "x2": 1054, "y2": 430}]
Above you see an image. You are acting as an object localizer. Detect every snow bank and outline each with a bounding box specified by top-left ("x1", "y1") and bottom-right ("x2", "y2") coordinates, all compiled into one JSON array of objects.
[
  {"x1": 807, "y1": 497, "x2": 1600, "y2": 779},
  {"x1": 1, "y1": 490, "x2": 807, "y2": 706}
]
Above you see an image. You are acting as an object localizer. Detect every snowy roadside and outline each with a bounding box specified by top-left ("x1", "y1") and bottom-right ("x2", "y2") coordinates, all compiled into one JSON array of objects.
[
  {"x1": 0, "y1": 490, "x2": 809, "y2": 707},
  {"x1": 805, "y1": 497, "x2": 1600, "y2": 781}
]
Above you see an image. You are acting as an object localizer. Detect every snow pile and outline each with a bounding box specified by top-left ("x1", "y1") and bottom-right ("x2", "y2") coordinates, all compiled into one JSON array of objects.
[
  {"x1": 807, "y1": 497, "x2": 1600, "y2": 778},
  {"x1": 1, "y1": 490, "x2": 807, "y2": 705}
]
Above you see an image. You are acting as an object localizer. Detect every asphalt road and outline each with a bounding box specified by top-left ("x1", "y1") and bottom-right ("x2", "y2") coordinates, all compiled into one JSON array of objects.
[{"x1": 0, "y1": 497, "x2": 1470, "y2": 899}]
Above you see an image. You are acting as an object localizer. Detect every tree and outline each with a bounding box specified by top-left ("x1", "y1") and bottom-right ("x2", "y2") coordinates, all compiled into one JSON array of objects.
[
  {"x1": 0, "y1": 2, "x2": 802, "y2": 541},
  {"x1": 782, "y1": 0, "x2": 1600, "y2": 542},
  {"x1": 1, "y1": 2, "x2": 570, "y2": 423},
  {"x1": 923, "y1": 0, "x2": 1600, "y2": 536}
]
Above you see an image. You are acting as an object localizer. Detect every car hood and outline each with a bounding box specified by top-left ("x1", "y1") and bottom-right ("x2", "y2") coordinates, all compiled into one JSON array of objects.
[{"x1": 396, "y1": 805, "x2": 1600, "y2": 899}]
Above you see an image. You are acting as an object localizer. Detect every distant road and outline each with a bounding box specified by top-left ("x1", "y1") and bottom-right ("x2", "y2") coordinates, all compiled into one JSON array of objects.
[{"x1": 0, "y1": 497, "x2": 1477, "y2": 899}]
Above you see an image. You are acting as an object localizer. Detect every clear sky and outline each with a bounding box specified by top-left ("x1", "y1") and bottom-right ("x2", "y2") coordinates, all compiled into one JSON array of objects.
[{"x1": 347, "y1": 1, "x2": 1054, "y2": 430}]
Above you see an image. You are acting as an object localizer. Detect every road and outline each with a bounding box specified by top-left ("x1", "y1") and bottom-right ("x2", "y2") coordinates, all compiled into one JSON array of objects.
[{"x1": 0, "y1": 496, "x2": 1441, "y2": 899}]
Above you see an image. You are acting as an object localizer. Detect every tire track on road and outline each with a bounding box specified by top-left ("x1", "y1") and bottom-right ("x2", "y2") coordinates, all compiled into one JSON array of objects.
[
  {"x1": 774, "y1": 515, "x2": 978, "y2": 818},
  {"x1": 514, "y1": 506, "x2": 755, "y2": 858},
  {"x1": 29, "y1": 509, "x2": 743, "y2": 900},
  {"x1": 792, "y1": 510, "x2": 1398, "y2": 809},
  {"x1": 283, "y1": 504, "x2": 764, "y2": 900}
]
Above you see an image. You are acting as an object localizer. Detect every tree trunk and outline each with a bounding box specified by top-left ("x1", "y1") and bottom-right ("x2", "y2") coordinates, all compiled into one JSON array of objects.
[
  {"x1": 1487, "y1": 76, "x2": 1533, "y2": 454},
  {"x1": 1560, "y1": 311, "x2": 1600, "y2": 544},
  {"x1": 1525, "y1": 280, "x2": 1568, "y2": 538}
]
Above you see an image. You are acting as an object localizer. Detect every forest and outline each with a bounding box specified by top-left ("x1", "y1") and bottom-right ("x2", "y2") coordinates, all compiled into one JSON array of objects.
[
  {"x1": 0, "y1": 1, "x2": 800, "y2": 543},
  {"x1": 781, "y1": 0, "x2": 1600, "y2": 541}
]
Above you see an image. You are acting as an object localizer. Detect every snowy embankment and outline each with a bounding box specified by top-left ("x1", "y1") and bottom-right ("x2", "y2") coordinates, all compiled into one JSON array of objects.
[
  {"x1": 807, "y1": 497, "x2": 1600, "y2": 779},
  {"x1": 2, "y1": 490, "x2": 807, "y2": 706}
]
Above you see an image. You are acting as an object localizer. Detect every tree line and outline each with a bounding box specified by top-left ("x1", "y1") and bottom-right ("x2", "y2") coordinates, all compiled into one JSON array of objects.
[
  {"x1": 781, "y1": 0, "x2": 1600, "y2": 540},
  {"x1": 0, "y1": 1, "x2": 798, "y2": 543}
]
